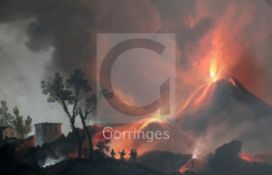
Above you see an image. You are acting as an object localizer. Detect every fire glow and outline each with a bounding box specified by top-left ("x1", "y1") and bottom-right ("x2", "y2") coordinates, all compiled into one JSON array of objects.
[
  {"x1": 209, "y1": 58, "x2": 220, "y2": 82},
  {"x1": 132, "y1": 54, "x2": 224, "y2": 156},
  {"x1": 94, "y1": 0, "x2": 272, "y2": 162},
  {"x1": 93, "y1": 111, "x2": 169, "y2": 157}
]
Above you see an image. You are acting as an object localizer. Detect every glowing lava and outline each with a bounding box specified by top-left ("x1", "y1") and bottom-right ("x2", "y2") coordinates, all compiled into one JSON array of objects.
[
  {"x1": 239, "y1": 152, "x2": 255, "y2": 162},
  {"x1": 179, "y1": 158, "x2": 204, "y2": 175},
  {"x1": 209, "y1": 58, "x2": 220, "y2": 82},
  {"x1": 239, "y1": 152, "x2": 272, "y2": 163},
  {"x1": 140, "y1": 112, "x2": 165, "y2": 130}
]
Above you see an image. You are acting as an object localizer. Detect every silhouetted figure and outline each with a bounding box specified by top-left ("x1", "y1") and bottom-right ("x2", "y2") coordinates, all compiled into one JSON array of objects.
[
  {"x1": 119, "y1": 149, "x2": 126, "y2": 160},
  {"x1": 129, "y1": 149, "x2": 137, "y2": 161},
  {"x1": 111, "y1": 149, "x2": 116, "y2": 159}
]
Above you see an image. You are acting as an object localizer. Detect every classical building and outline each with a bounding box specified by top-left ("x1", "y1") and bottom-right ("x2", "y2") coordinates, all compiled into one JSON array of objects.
[
  {"x1": 35, "y1": 123, "x2": 62, "y2": 146},
  {"x1": 0, "y1": 127, "x2": 19, "y2": 140}
]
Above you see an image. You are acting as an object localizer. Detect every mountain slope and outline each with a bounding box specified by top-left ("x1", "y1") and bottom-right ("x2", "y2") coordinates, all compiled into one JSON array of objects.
[{"x1": 178, "y1": 77, "x2": 272, "y2": 152}]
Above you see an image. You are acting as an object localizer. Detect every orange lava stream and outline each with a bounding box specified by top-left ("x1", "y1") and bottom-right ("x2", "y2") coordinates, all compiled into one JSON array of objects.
[{"x1": 177, "y1": 54, "x2": 223, "y2": 117}]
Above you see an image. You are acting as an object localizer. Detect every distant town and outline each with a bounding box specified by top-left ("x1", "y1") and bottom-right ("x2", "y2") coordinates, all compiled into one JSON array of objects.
[{"x1": 0, "y1": 122, "x2": 62, "y2": 148}]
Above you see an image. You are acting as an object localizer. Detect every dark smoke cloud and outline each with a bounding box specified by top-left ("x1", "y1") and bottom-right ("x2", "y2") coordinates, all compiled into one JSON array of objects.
[
  {"x1": 0, "y1": 0, "x2": 161, "y2": 73},
  {"x1": 0, "y1": 0, "x2": 95, "y2": 72},
  {"x1": 0, "y1": 0, "x2": 162, "y2": 133},
  {"x1": 0, "y1": 0, "x2": 213, "y2": 76},
  {"x1": 152, "y1": 0, "x2": 213, "y2": 67}
]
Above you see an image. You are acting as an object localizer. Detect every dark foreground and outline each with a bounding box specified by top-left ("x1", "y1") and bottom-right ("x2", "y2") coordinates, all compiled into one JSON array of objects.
[{"x1": 1, "y1": 141, "x2": 272, "y2": 175}]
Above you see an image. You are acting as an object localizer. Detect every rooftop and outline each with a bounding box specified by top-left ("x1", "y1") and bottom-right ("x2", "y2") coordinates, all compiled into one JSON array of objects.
[{"x1": 34, "y1": 122, "x2": 62, "y2": 126}]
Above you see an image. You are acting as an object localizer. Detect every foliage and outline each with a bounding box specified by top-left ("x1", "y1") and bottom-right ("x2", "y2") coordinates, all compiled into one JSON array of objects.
[
  {"x1": 11, "y1": 106, "x2": 32, "y2": 138},
  {"x1": 41, "y1": 69, "x2": 113, "y2": 158},
  {"x1": 0, "y1": 101, "x2": 32, "y2": 138},
  {"x1": 96, "y1": 139, "x2": 110, "y2": 154},
  {"x1": 0, "y1": 100, "x2": 13, "y2": 126}
]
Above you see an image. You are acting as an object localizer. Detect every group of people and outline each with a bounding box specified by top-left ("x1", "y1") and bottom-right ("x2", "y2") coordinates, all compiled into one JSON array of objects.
[{"x1": 110, "y1": 148, "x2": 138, "y2": 161}]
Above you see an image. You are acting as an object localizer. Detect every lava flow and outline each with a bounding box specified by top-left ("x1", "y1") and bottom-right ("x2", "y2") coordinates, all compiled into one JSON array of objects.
[
  {"x1": 239, "y1": 152, "x2": 272, "y2": 163},
  {"x1": 178, "y1": 55, "x2": 223, "y2": 116},
  {"x1": 93, "y1": 111, "x2": 168, "y2": 158}
]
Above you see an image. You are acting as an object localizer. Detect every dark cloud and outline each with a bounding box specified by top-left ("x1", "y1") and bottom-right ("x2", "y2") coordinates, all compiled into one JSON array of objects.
[
  {"x1": 0, "y1": 0, "x2": 161, "y2": 73},
  {"x1": 0, "y1": 0, "x2": 95, "y2": 72},
  {"x1": 152, "y1": 0, "x2": 213, "y2": 67},
  {"x1": 0, "y1": 0, "x2": 213, "y2": 74},
  {"x1": 0, "y1": 0, "x2": 162, "y2": 133}
]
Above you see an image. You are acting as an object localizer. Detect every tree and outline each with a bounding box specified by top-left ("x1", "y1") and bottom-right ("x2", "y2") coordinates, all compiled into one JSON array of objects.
[
  {"x1": 77, "y1": 89, "x2": 113, "y2": 158},
  {"x1": 24, "y1": 116, "x2": 32, "y2": 137},
  {"x1": 41, "y1": 72, "x2": 84, "y2": 157},
  {"x1": 41, "y1": 69, "x2": 113, "y2": 158},
  {"x1": 0, "y1": 101, "x2": 32, "y2": 138},
  {"x1": 0, "y1": 100, "x2": 13, "y2": 126},
  {"x1": 66, "y1": 69, "x2": 94, "y2": 158},
  {"x1": 11, "y1": 106, "x2": 32, "y2": 138}
]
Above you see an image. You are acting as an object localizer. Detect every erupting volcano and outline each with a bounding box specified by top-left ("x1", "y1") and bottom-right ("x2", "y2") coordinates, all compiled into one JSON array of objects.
[
  {"x1": 177, "y1": 68, "x2": 272, "y2": 158},
  {"x1": 105, "y1": 55, "x2": 272, "y2": 159}
]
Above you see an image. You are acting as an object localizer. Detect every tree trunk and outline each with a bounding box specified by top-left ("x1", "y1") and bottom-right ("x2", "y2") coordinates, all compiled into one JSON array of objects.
[
  {"x1": 79, "y1": 113, "x2": 94, "y2": 159},
  {"x1": 70, "y1": 118, "x2": 83, "y2": 158},
  {"x1": 61, "y1": 102, "x2": 83, "y2": 158}
]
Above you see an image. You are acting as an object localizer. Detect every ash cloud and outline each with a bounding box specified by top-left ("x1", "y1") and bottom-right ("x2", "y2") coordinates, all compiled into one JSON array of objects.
[
  {"x1": 0, "y1": 0, "x2": 161, "y2": 73},
  {"x1": 0, "y1": 0, "x2": 95, "y2": 73},
  {"x1": 0, "y1": 0, "x2": 161, "y2": 132},
  {"x1": 0, "y1": 20, "x2": 68, "y2": 132}
]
